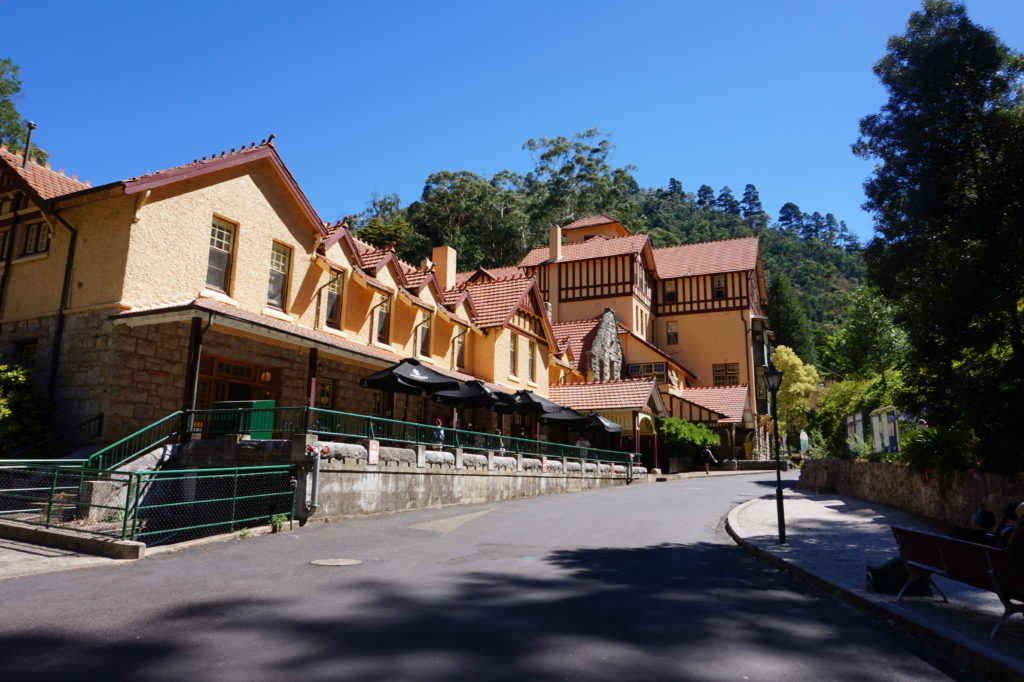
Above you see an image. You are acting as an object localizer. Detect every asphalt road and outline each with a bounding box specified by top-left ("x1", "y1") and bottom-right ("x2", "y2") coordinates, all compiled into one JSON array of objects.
[{"x1": 0, "y1": 472, "x2": 972, "y2": 681}]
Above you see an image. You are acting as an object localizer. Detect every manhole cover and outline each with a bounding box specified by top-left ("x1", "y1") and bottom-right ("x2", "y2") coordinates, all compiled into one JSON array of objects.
[{"x1": 310, "y1": 558, "x2": 363, "y2": 566}]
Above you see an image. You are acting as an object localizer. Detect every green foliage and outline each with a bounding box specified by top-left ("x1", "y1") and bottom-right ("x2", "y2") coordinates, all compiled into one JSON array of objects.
[
  {"x1": 658, "y1": 417, "x2": 721, "y2": 449},
  {"x1": 809, "y1": 374, "x2": 900, "y2": 460},
  {"x1": 820, "y1": 285, "x2": 907, "y2": 381},
  {"x1": 0, "y1": 58, "x2": 47, "y2": 163},
  {"x1": 238, "y1": 527, "x2": 252, "y2": 539},
  {"x1": 854, "y1": 0, "x2": 1024, "y2": 469},
  {"x1": 270, "y1": 513, "x2": 289, "y2": 533},
  {"x1": 901, "y1": 425, "x2": 978, "y2": 472},
  {"x1": 768, "y1": 275, "x2": 817, "y2": 365},
  {"x1": 0, "y1": 365, "x2": 52, "y2": 457},
  {"x1": 771, "y1": 346, "x2": 821, "y2": 442}
]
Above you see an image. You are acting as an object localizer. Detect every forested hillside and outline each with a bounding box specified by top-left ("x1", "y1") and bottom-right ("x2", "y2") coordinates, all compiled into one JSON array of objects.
[{"x1": 352, "y1": 130, "x2": 865, "y2": 364}]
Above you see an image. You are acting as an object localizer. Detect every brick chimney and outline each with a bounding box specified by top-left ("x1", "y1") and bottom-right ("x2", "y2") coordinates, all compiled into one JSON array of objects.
[
  {"x1": 432, "y1": 245, "x2": 456, "y2": 290},
  {"x1": 549, "y1": 224, "x2": 562, "y2": 262}
]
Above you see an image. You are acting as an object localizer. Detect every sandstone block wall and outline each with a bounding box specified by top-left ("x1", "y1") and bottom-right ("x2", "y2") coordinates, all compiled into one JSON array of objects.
[{"x1": 798, "y1": 458, "x2": 1024, "y2": 528}]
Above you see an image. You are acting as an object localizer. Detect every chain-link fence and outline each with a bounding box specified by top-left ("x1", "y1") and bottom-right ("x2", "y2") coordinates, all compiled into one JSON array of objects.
[{"x1": 0, "y1": 464, "x2": 296, "y2": 546}]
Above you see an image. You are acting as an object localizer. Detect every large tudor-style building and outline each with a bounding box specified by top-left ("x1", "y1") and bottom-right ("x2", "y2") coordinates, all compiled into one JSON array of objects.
[{"x1": 0, "y1": 141, "x2": 774, "y2": 468}]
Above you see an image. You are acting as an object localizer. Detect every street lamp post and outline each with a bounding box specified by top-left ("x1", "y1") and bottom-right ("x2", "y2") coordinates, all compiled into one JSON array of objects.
[{"x1": 765, "y1": 364, "x2": 786, "y2": 545}]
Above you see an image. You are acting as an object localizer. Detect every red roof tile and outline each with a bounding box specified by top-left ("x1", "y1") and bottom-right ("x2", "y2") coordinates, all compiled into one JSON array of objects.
[
  {"x1": 0, "y1": 145, "x2": 91, "y2": 199},
  {"x1": 550, "y1": 317, "x2": 602, "y2": 372},
  {"x1": 462, "y1": 277, "x2": 536, "y2": 328},
  {"x1": 653, "y1": 236, "x2": 760, "y2": 279},
  {"x1": 681, "y1": 385, "x2": 749, "y2": 423},
  {"x1": 519, "y1": 233, "x2": 650, "y2": 267},
  {"x1": 455, "y1": 266, "x2": 526, "y2": 286},
  {"x1": 550, "y1": 378, "x2": 659, "y2": 412},
  {"x1": 561, "y1": 214, "x2": 620, "y2": 231}
]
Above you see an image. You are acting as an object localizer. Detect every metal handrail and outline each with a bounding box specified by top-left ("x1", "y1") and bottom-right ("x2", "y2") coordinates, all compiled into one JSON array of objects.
[{"x1": 7, "y1": 414, "x2": 104, "y2": 460}]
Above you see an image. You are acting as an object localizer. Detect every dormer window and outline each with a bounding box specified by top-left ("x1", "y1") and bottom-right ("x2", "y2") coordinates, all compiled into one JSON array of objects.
[
  {"x1": 326, "y1": 269, "x2": 343, "y2": 329},
  {"x1": 375, "y1": 295, "x2": 391, "y2": 345},
  {"x1": 418, "y1": 312, "x2": 431, "y2": 357}
]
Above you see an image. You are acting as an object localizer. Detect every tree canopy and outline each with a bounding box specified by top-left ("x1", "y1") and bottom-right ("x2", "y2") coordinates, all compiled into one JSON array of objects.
[
  {"x1": 0, "y1": 58, "x2": 46, "y2": 163},
  {"x1": 854, "y1": 0, "x2": 1024, "y2": 466}
]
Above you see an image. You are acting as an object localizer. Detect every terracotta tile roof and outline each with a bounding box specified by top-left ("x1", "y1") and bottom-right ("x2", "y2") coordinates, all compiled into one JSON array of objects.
[
  {"x1": 359, "y1": 248, "x2": 391, "y2": 272},
  {"x1": 462, "y1": 277, "x2": 536, "y2": 328},
  {"x1": 653, "y1": 236, "x2": 760, "y2": 279},
  {"x1": 550, "y1": 378, "x2": 658, "y2": 412},
  {"x1": 681, "y1": 385, "x2": 749, "y2": 423},
  {"x1": 121, "y1": 139, "x2": 274, "y2": 188},
  {"x1": 0, "y1": 145, "x2": 91, "y2": 199},
  {"x1": 403, "y1": 269, "x2": 433, "y2": 291},
  {"x1": 442, "y1": 288, "x2": 468, "y2": 307},
  {"x1": 561, "y1": 214, "x2": 620, "y2": 231},
  {"x1": 455, "y1": 266, "x2": 526, "y2": 286},
  {"x1": 519, "y1": 233, "x2": 649, "y2": 267}
]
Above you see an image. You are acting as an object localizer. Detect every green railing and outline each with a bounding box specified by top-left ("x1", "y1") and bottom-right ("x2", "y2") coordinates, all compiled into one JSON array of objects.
[
  {"x1": 0, "y1": 463, "x2": 295, "y2": 545},
  {"x1": 84, "y1": 411, "x2": 185, "y2": 471},
  {"x1": 80, "y1": 406, "x2": 637, "y2": 473},
  {"x1": 188, "y1": 406, "x2": 636, "y2": 466}
]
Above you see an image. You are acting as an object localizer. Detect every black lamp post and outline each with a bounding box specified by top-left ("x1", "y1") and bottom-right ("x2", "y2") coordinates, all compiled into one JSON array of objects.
[{"x1": 765, "y1": 363, "x2": 786, "y2": 544}]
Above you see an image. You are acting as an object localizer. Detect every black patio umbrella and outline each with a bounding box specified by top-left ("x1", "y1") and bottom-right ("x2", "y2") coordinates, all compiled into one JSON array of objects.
[
  {"x1": 432, "y1": 380, "x2": 500, "y2": 408},
  {"x1": 360, "y1": 358, "x2": 460, "y2": 394},
  {"x1": 490, "y1": 390, "x2": 564, "y2": 414},
  {"x1": 539, "y1": 407, "x2": 590, "y2": 428},
  {"x1": 360, "y1": 358, "x2": 461, "y2": 421},
  {"x1": 584, "y1": 413, "x2": 623, "y2": 434}
]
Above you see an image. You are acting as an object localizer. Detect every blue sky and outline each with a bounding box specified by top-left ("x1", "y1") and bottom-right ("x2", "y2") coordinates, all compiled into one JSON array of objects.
[{"x1": 3, "y1": 0, "x2": 1023, "y2": 241}]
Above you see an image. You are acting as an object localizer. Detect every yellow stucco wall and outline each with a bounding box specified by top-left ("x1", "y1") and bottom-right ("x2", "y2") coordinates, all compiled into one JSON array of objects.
[
  {"x1": 555, "y1": 296, "x2": 634, "y2": 326},
  {"x1": 660, "y1": 309, "x2": 750, "y2": 386},
  {"x1": 123, "y1": 161, "x2": 323, "y2": 327},
  {"x1": 1, "y1": 192, "x2": 135, "y2": 320}
]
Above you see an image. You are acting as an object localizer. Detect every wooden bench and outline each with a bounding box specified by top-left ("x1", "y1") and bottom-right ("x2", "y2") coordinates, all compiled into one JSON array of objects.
[{"x1": 891, "y1": 526, "x2": 1024, "y2": 639}]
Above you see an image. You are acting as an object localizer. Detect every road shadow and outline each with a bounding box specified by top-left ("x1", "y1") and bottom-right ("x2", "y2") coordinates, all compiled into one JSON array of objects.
[{"x1": 0, "y1": 541, "x2": 973, "y2": 681}]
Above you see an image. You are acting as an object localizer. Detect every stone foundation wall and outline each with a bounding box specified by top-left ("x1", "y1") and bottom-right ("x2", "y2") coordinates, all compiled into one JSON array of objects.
[
  {"x1": 798, "y1": 458, "x2": 1024, "y2": 527},
  {"x1": 179, "y1": 436, "x2": 646, "y2": 521}
]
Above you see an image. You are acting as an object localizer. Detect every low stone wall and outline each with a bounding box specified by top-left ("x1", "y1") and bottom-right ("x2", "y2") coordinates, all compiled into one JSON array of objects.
[
  {"x1": 178, "y1": 437, "x2": 646, "y2": 521},
  {"x1": 798, "y1": 458, "x2": 1024, "y2": 527}
]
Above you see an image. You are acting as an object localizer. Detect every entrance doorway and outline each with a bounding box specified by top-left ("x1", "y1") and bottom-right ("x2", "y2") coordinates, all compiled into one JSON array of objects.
[{"x1": 196, "y1": 355, "x2": 278, "y2": 409}]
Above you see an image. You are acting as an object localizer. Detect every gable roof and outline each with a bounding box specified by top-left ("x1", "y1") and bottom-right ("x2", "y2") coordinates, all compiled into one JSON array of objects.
[
  {"x1": 519, "y1": 233, "x2": 650, "y2": 267},
  {"x1": 680, "y1": 385, "x2": 749, "y2": 423},
  {"x1": 551, "y1": 318, "x2": 602, "y2": 372},
  {"x1": 461, "y1": 277, "x2": 538, "y2": 329},
  {"x1": 549, "y1": 378, "x2": 664, "y2": 412},
  {"x1": 653, "y1": 236, "x2": 760, "y2": 279},
  {"x1": 561, "y1": 214, "x2": 621, "y2": 231},
  {"x1": 0, "y1": 145, "x2": 91, "y2": 199}
]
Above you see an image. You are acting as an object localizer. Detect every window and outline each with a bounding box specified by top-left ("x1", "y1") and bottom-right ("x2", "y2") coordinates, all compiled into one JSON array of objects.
[
  {"x1": 509, "y1": 333, "x2": 518, "y2": 377},
  {"x1": 666, "y1": 321, "x2": 679, "y2": 345},
  {"x1": 17, "y1": 340, "x2": 38, "y2": 369},
  {"x1": 713, "y1": 362, "x2": 740, "y2": 386},
  {"x1": 375, "y1": 295, "x2": 391, "y2": 344},
  {"x1": 626, "y1": 362, "x2": 667, "y2": 383},
  {"x1": 0, "y1": 229, "x2": 10, "y2": 260},
  {"x1": 317, "y1": 378, "x2": 334, "y2": 408},
  {"x1": 418, "y1": 312, "x2": 431, "y2": 357},
  {"x1": 712, "y1": 275, "x2": 726, "y2": 300},
  {"x1": 664, "y1": 279, "x2": 677, "y2": 303},
  {"x1": 528, "y1": 339, "x2": 537, "y2": 382},
  {"x1": 207, "y1": 218, "x2": 235, "y2": 292},
  {"x1": 267, "y1": 242, "x2": 291, "y2": 309},
  {"x1": 23, "y1": 222, "x2": 49, "y2": 256},
  {"x1": 453, "y1": 333, "x2": 466, "y2": 369},
  {"x1": 326, "y1": 270, "x2": 343, "y2": 329},
  {"x1": 755, "y1": 366, "x2": 767, "y2": 400}
]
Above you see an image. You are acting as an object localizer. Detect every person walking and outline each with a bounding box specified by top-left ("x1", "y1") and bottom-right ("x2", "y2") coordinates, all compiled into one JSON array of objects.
[{"x1": 701, "y1": 445, "x2": 717, "y2": 474}]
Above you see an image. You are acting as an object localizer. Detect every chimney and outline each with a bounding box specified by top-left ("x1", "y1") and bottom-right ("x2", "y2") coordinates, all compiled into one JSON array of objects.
[
  {"x1": 549, "y1": 224, "x2": 562, "y2": 262},
  {"x1": 432, "y1": 245, "x2": 456, "y2": 290}
]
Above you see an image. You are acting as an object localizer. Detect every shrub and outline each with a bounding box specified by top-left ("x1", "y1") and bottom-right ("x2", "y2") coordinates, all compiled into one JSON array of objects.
[{"x1": 0, "y1": 365, "x2": 52, "y2": 457}]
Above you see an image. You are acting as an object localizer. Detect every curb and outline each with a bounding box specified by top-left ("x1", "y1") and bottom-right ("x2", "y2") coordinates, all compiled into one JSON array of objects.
[
  {"x1": 0, "y1": 520, "x2": 144, "y2": 560},
  {"x1": 726, "y1": 498, "x2": 1024, "y2": 682}
]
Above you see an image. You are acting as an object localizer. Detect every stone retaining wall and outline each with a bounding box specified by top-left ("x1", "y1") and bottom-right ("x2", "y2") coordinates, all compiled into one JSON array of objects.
[
  {"x1": 179, "y1": 437, "x2": 646, "y2": 521},
  {"x1": 798, "y1": 458, "x2": 1024, "y2": 527}
]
